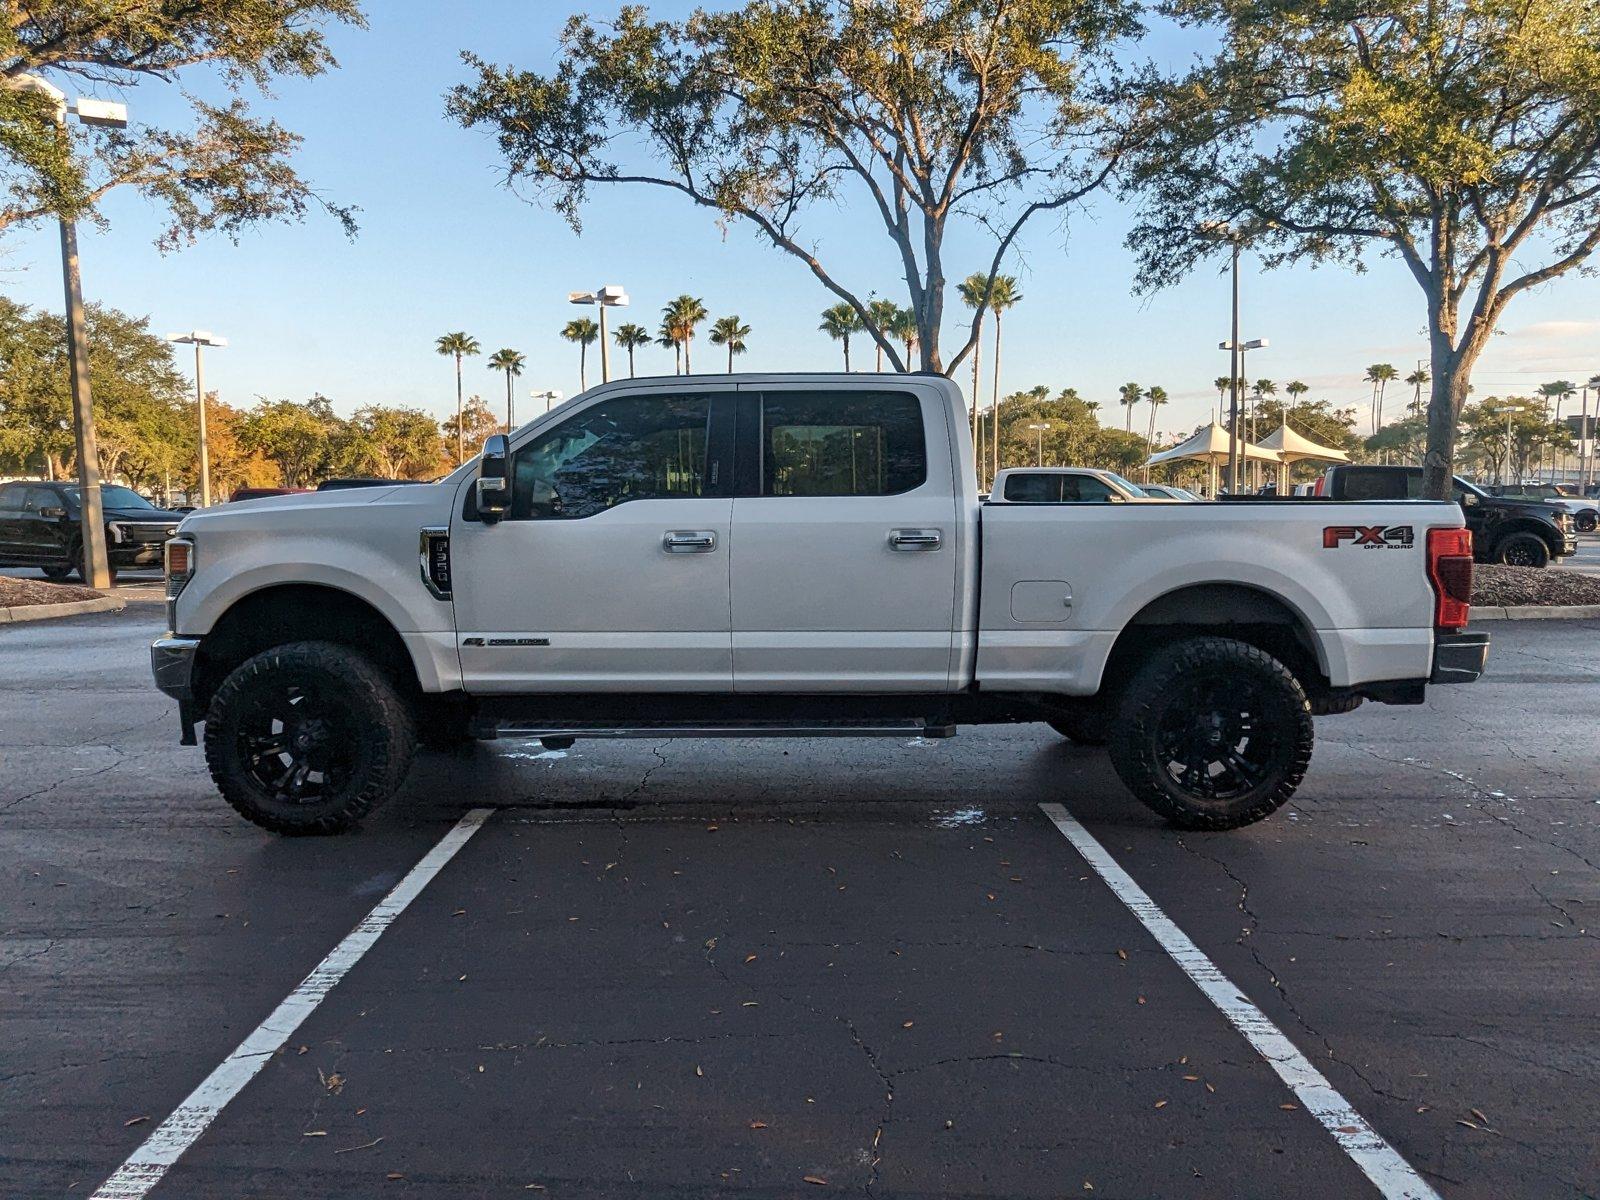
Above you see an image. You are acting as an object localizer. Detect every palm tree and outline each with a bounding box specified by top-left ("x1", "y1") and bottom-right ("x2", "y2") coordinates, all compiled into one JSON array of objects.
[
  {"x1": 959, "y1": 274, "x2": 994, "y2": 455},
  {"x1": 818, "y1": 302, "x2": 863, "y2": 371},
  {"x1": 1404, "y1": 366, "x2": 1429, "y2": 416},
  {"x1": 866, "y1": 298, "x2": 901, "y2": 371},
  {"x1": 886, "y1": 306, "x2": 919, "y2": 369},
  {"x1": 435, "y1": 332, "x2": 481, "y2": 464},
  {"x1": 1118, "y1": 382, "x2": 1143, "y2": 432},
  {"x1": 1212, "y1": 376, "x2": 1231, "y2": 424},
  {"x1": 1144, "y1": 385, "x2": 1169, "y2": 447},
  {"x1": 661, "y1": 295, "x2": 708, "y2": 374},
  {"x1": 487, "y1": 348, "x2": 526, "y2": 433},
  {"x1": 982, "y1": 277, "x2": 1021, "y2": 486},
  {"x1": 1364, "y1": 363, "x2": 1398, "y2": 434},
  {"x1": 1249, "y1": 378, "x2": 1276, "y2": 442},
  {"x1": 613, "y1": 323, "x2": 651, "y2": 378},
  {"x1": 657, "y1": 319, "x2": 682, "y2": 374},
  {"x1": 561, "y1": 318, "x2": 599, "y2": 391},
  {"x1": 709, "y1": 315, "x2": 751, "y2": 372},
  {"x1": 1285, "y1": 380, "x2": 1309, "y2": 404},
  {"x1": 1539, "y1": 380, "x2": 1576, "y2": 476}
]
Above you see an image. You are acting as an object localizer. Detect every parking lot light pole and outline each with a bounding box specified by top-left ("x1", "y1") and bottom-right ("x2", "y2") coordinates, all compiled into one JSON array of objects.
[
  {"x1": 530, "y1": 389, "x2": 563, "y2": 415},
  {"x1": 167, "y1": 332, "x2": 228, "y2": 506},
  {"x1": 1026, "y1": 422, "x2": 1051, "y2": 466},
  {"x1": 1218, "y1": 337, "x2": 1268, "y2": 490},
  {"x1": 568, "y1": 286, "x2": 629, "y2": 384},
  {"x1": 10, "y1": 74, "x2": 129, "y2": 589}
]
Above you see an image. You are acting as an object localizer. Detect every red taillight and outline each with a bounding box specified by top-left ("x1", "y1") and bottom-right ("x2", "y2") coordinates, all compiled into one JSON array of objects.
[
  {"x1": 1313, "y1": 474, "x2": 1326, "y2": 496},
  {"x1": 1427, "y1": 527, "x2": 1473, "y2": 630}
]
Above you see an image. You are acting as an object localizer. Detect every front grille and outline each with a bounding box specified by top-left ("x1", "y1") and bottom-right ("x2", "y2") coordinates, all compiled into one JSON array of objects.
[{"x1": 112, "y1": 522, "x2": 179, "y2": 545}]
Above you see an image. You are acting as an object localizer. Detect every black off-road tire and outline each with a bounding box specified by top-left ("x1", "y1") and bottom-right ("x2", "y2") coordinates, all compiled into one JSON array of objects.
[
  {"x1": 1108, "y1": 636, "x2": 1313, "y2": 831},
  {"x1": 204, "y1": 641, "x2": 416, "y2": 835},
  {"x1": 1493, "y1": 533, "x2": 1550, "y2": 569},
  {"x1": 1575, "y1": 511, "x2": 1597, "y2": 533},
  {"x1": 1047, "y1": 710, "x2": 1111, "y2": 746}
]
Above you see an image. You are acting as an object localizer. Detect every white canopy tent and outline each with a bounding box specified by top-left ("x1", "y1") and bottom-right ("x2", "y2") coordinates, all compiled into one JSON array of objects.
[
  {"x1": 1144, "y1": 422, "x2": 1282, "y2": 496},
  {"x1": 1258, "y1": 422, "x2": 1350, "y2": 467}
]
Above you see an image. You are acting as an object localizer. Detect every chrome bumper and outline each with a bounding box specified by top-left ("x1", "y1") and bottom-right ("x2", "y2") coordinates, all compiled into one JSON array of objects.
[
  {"x1": 151, "y1": 634, "x2": 201, "y2": 701},
  {"x1": 1431, "y1": 630, "x2": 1490, "y2": 684}
]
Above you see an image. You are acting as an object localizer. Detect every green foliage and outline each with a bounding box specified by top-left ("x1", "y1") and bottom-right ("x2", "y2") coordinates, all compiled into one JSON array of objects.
[
  {"x1": 708, "y1": 315, "x2": 750, "y2": 371},
  {"x1": 818, "y1": 302, "x2": 862, "y2": 369},
  {"x1": 447, "y1": 0, "x2": 1138, "y2": 372},
  {"x1": 1, "y1": 1, "x2": 364, "y2": 243},
  {"x1": 1120, "y1": 0, "x2": 1600, "y2": 495},
  {"x1": 1459, "y1": 397, "x2": 1572, "y2": 481},
  {"x1": 0, "y1": 296, "x2": 188, "y2": 485}
]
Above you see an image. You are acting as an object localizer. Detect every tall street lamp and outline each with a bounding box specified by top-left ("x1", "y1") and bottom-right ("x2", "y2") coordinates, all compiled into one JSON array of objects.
[
  {"x1": 167, "y1": 331, "x2": 228, "y2": 506},
  {"x1": 1026, "y1": 422, "x2": 1051, "y2": 466},
  {"x1": 7, "y1": 74, "x2": 129, "y2": 589},
  {"x1": 530, "y1": 389, "x2": 563, "y2": 415},
  {"x1": 1218, "y1": 337, "x2": 1268, "y2": 490},
  {"x1": 568, "y1": 285, "x2": 629, "y2": 384}
]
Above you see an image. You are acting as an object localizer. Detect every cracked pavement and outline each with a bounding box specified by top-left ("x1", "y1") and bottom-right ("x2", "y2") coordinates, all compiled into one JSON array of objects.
[{"x1": 1, "y1": 597, "x2": 1596, "y2": 1198}]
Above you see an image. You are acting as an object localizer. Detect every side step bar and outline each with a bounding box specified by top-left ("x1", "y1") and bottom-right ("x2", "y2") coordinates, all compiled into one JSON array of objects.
[{"x1": 474, "y1": 718, "x2": 958, "y2": 742}]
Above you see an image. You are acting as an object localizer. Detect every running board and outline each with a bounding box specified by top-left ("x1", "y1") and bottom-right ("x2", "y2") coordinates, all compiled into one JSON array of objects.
[{"x1": 476, "y1": 718, "x2": 957, "y2": 742}]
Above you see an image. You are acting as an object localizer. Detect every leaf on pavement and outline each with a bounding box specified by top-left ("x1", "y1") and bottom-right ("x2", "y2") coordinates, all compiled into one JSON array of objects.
[
  {"x1": 1116, "y1": 949, "x2": 1128, "y2": 961},
  {"x1": 123, "y1": 1116, "x2": 150, "y2": 1128},
  {"x1": 749, "y1": 1120, "x2": 768, "y2": 1129},
  {"x1": 803, "y1": 1175, "x2": 828, "y2": 1186}
]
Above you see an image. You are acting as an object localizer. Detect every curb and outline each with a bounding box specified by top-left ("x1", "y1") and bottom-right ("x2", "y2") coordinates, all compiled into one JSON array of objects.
[
  {"x1": 0, "y1": 594, "x2": 126, "y2": 625},
  {"x1": 1470, "y1": 603, "x2": 1600, "y2": 621}
]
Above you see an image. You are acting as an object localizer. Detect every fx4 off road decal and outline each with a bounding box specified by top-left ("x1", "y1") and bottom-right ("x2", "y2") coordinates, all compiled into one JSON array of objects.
[{"x1": 1322, "y1": 525, "x2": 1416, "y2": 549}]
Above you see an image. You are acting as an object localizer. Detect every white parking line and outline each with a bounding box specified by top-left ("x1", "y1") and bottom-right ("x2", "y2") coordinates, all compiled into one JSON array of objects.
[
  {"x1": 1039, "y1": 803, "x2": 1442, "y2": 1200},
  {"x1": 90, "y1": 807, "x2": 496, "y2": 1200}
]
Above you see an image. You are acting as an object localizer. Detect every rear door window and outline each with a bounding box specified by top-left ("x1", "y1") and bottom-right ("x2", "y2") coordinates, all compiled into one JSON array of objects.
[
  {"x1": 1003, "y1": 474, "x2": 1062, "y2": 503},
  {"x1": 758, "y1": 391, "x2": 925, "y2": 497},
  {"x1": 1339, "y1": 469, "x2": 1410, "y2": 500}
]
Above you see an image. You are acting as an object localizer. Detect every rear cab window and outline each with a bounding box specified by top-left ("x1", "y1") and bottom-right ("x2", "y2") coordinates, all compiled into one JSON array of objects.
[{"x1": 756, "y1": 391, "x2": 926, "y2": 497}]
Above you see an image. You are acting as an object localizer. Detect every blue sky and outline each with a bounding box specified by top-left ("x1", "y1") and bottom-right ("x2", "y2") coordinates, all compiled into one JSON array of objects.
[{"x1": 3, "y1": 1, "x2": 1598, "y2": 440}]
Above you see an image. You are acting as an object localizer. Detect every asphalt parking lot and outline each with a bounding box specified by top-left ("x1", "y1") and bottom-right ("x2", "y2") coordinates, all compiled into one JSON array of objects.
[{"x1": 2, "y1": 590, "x2": 1597, "y2": 1199}]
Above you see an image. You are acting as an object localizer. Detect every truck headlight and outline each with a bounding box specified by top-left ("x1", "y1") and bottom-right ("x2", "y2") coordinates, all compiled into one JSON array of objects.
[{"x1": 164, "y1": 536, "x2": 195, "y2": 629}]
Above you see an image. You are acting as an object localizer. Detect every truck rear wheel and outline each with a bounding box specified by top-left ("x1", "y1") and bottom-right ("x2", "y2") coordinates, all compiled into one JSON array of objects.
[
  {"x1": 204, "y1": 641, "x2": 416, "y2": 835},
  {"x1": 1108, "y1": 637, "x2": 1312, "y2": 831}
]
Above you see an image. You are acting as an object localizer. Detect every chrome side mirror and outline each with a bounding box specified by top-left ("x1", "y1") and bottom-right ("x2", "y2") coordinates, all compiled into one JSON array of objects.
[
  {"x1": 1460, "y1": 492, "x2": 1478, "y2": 508},
  {"x1": 39, "y1": 505, "x2": 68, "y2": 519},
  {"x1": 475, "y1": 434, "x2": 510, "y2": 524}
]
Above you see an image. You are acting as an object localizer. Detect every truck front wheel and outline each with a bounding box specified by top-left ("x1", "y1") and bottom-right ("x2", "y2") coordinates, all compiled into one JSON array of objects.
[
  {"x1": 1108, "y1": 637, "x2": 1313, "y2": 831},
  {"x1": 204, "y1": 641, "x2": 416, "y2": 835}
]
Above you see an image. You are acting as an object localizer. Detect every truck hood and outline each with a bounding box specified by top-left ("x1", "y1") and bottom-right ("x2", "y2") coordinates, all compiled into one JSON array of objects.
[{"x1": 177, "y1": 481, "x2": 456, "y2": 534}]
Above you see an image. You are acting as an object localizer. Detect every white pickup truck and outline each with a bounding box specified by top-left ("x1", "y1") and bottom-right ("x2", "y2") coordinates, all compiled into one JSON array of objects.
[{"x1": 151, "y1": 373, "x2": 1488, "y2": 835}]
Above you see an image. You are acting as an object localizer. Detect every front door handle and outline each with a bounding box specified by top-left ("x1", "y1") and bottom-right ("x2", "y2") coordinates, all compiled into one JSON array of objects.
[
  {"x1": 889, "y1": 528, "x2": 942, "y2": 551},
  {"x1": 664, "y1": 530, "x2": 718, "y2": 553}
]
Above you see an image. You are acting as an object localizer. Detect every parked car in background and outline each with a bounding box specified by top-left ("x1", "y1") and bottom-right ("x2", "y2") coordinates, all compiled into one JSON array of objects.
[
  {"x1": 1315, "y1": 465, "x2": 1577, "y2": 567},
  {"x1": 316, "y1": 477, "x2": 429, "y2": 491},
  {"x1": 988, "y1": 467, "x2": 1170, "y2": 503},
  {"x1": 1140, "y1": 484, "x2": 1203, "y2": 502},
  {"x1": 230, "y1": 487, "x2": 310, "y2": 504},
  {"x1": 0, "y1": 481, "x2": 183, "y2": 581},
  {"x1": 1488, "y1": 482, "x2": 1598, "y2": 532}
]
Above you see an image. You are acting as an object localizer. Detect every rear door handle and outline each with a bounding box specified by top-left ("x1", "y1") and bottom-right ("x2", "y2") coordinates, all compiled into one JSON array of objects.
[
  {"x1": 889, "y1": 528, "x2": 942, "y2": 551},
  {"x1": 664, "y1": 530, "x2": 718, "y2": 553}
]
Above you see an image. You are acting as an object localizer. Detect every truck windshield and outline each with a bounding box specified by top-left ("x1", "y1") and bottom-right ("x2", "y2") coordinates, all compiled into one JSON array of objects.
[{"x1": 60, "y1": 485, "x2": 156, "y2": 510}]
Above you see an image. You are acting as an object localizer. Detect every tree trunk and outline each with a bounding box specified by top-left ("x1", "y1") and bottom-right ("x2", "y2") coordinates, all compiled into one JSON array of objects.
[
  {"x1": 727, "y1": 344, "x2": 734, "y2": 373},
  {"x1": 628, "y1": 347, "x2": 636, "y2": 378},
  {"x1": 579, "y1": 344, "x2": 588, "y2": 392},
  {"x1": 970, "y1": 319, "x2": 982, "y2": 483},
  {"x1": 685, "y1": 336, "x2": 693, "y2": 375},
  {"x1": 842, "y1": 336, "x2": 850, "y2": 372},
  {"x1": 505, "y1": 371, "x2": 514, "y2": 434},
  {"x1": 1421, "y1": 349, "x2": 1471, "y2": 499}
]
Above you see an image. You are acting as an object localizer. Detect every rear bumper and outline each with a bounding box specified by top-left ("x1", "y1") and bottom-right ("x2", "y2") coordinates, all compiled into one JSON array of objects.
[{"x1": 1431, "y1": 630, "x2": 1490, "y2": 684}]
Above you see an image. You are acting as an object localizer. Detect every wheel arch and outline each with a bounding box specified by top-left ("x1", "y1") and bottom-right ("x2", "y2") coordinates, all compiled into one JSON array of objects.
[
  {"x1": 1098, "y1": 582, "x2": 1331, "y2": 703},
  {"x1": 194, "y1": 582, "x2": 421, "y2": 712}
]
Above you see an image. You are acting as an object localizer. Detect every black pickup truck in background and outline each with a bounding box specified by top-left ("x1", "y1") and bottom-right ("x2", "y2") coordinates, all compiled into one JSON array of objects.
[
  {"x1": 0, "y1": 480, "x2": 183, "y2": 582},
  {"x1": 1315, "y1": 465, "x2": 1578, "y2": 568}
]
